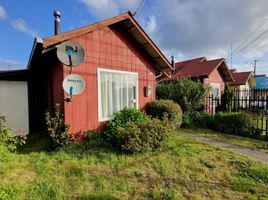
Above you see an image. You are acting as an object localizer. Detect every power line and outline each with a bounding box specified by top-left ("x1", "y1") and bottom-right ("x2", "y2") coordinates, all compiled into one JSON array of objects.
[
  {"x1": 229, "y1": 27, "x2": 268, "y2": 60},
  {"x1": 133, "y1": 0, "x2": 145, "y2": 16},
  {"x1": 227, "y1": 16, "x2": 268, "y2": 60}
]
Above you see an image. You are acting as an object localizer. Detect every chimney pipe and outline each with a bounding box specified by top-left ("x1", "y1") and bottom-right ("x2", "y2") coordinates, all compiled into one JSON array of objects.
[
  {"x1": 54, "y1": 10, "x2": 61, "y2": 35},
  {"x1": 171, "y1": 55, "x2": 175, "y2": 74}
]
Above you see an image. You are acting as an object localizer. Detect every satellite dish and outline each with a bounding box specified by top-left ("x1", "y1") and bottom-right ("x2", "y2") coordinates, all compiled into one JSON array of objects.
[
  {"x1": 57, "y1": 41, "x2": 85, "y2": 66},
  {"x1": 63, "y1": 74, "x2": 85, "y2": 95}
]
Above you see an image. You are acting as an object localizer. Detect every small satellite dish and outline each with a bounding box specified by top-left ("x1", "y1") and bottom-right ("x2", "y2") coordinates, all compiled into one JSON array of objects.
[
  {"x1": 57, "y1": 41, "x2": 85, "y2": 66},
  {"x1": 62, "y1": 74, "x2": 85, "y2": 95}
]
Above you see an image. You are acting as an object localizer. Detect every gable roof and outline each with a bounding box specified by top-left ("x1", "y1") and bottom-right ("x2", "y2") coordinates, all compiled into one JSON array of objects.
[
  {"x1": 229, "y1": 71, "x2": 255, "y2": 86},
  {"x1": 164, "y1": 57, "x2": 233, "y2": 82},
  {"x1": 28, "y1": 11, "x2": 172, "y2": 71}
]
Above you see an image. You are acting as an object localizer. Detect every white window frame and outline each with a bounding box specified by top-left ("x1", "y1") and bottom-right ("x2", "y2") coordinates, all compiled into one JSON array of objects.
[{"x1": 97, "y1": 68, "x2": 139, "y2": 122}]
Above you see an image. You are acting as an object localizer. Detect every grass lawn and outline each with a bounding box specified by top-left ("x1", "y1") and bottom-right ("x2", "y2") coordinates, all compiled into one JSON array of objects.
[
  {"x1": 181, "y1": 128, "x2": 268, "y2": 154},
  {"x1": 0, "y1": 131, "x2": 268, "y2": 200}
]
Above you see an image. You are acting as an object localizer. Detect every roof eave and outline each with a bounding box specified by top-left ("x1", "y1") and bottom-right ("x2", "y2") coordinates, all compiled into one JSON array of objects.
[
  {"x1": 27, "y1": 37, "x2": 43, "y2": 70},
  {"x1": 208, "y1": 59, "x2": 234, "y2": 82},
  {"x1": 42, "y1": 11, "x2": 173, "y2": 72}
]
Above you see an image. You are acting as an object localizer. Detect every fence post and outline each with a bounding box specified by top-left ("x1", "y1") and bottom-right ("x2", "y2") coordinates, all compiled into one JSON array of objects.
[
  {"x1": 266, "y1": 95, "x2": 268, "y2": 110},
  {"x1": 265, "y1": 112, "x2": 268, "y2": 138},
  {"x1": 233, "y1": 95, "x2": 236, "y2": 112}
]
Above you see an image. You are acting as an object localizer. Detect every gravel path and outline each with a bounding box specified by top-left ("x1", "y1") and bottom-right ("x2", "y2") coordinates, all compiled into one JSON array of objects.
[{"x1": 181, "y1": 132, "x2": 268, "y2": 164}]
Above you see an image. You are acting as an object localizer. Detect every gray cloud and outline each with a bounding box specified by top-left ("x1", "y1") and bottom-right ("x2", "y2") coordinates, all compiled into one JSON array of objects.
[
  {"x1": 79, "y1": 0, "x2": 268, "y2": 73},
  {"x1": 140, "y1": 0, "x2": 268, "y2": 61}
]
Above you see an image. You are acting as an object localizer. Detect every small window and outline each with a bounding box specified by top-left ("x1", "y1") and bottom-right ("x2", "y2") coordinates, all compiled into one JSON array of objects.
[
  {"x1": 97, "y1": 68, "x2": 138, "y2": 121},
  {"x1": 210, "y1": 83, "x2": 220, "y2": 98}
]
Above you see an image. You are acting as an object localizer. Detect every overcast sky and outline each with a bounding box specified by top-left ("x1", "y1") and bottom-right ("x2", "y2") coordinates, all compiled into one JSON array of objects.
[{"x1": 0, "y1": 0, "x2": 268, "y2": 75}]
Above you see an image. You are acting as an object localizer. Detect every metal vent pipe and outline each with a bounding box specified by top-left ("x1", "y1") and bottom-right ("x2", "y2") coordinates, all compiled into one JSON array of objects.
[{"x1": 54, "y1": 10, "x2": 61, "y2": 35}]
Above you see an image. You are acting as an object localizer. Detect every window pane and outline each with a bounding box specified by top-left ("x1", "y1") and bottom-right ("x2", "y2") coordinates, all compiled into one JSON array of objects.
[
  {"x1": 210, "y1": 84, "x2": 219, "y2": 98},
  {"x1": 99, "y1": 70, "x2": 137, "y2": 120}
]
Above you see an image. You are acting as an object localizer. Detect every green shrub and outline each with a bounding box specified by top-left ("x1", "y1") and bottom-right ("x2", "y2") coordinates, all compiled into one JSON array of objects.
[
  {"x1": 156, "y1": 84, "x2": 171, "y2": 99},
  {"x1": 146, "y1": 100, "x2": 182, "y2": 129},
  {"x1": 182, "y1": 112, "x2": 214, "y2": 129},
  {"x1": 117, "y1": 116, "x2": 171, "y2": 153},
  {"x1": 219, "y1": 84, "x2": 233, "y2": 113},
  {"x1": 45, "y1": 104, "x2": 70, "y2": 150},
  {"x1": 193, "y1": 112, "x2": 214, "y2": 129},
  {"x1": 181, "y1": 113, "x2": 193, "y2": 128},
  {"x1": 85, "y1": 130, "x2": 104, "y2": 146},
  {"x1": 157, "y1": 78, "x2": 207, "y2": 117},
  {"x1": 103, "y1": 108, "x2": 148, "y2": 146},
  {"x1": 0, "y1": 116, "x2": 27, "y2": 152},
  {"x1": 214, "y1": 112, "x2": 256, "y2": 137}
]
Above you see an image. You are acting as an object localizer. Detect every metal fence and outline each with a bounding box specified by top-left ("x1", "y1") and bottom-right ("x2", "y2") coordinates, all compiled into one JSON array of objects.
[{"x1": 206, "y1": 88, "x2": 268, "y2": 136}]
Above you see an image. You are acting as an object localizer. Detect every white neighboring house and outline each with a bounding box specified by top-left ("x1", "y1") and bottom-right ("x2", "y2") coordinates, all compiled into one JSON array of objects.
[
  {"x1": 229, "y1": 70, "x2": 256, "y2": 108},
  {"x1": 0, "y1": 70, "x2": 29, "y2": 135}
]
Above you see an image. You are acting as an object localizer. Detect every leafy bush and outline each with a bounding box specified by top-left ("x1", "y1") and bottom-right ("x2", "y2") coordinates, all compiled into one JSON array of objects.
[
  {"x1": 182, "y1": 112, "x2": 214, "y2": 129},
  {"x1": 214, "y1": 112, "x2": 257, "y2": 137},
  {"x1": 0, "y1": 116, "x2": 27, "y2": 152},
  {"x1": 181, "y1": 113, "x2": 193, "y2": 128},
  {"x1": 193, "y1": 112, "x2": 214, "y2": 129},
  {"x1": 157, "y1": 78, "x2": 207, "y2": 117},
  {"x1": 103, "y1": 108, "x2": 172, "y2": 153},
  {"x1": 85, "y1": 130, "x2": 104, "y2": 146},
  {"x1": 146, "y1": 100, "x2": 182, "y2": 129},
  {"x1": 219, "y1": 84, "x2": 233, "y2": 113},
  {"x1": 70, "y1": 131, "x2": 86, "y2": 143},
  {"x1": 103, "y1": 108, "x2": 148, "y2": 146},
  {"x1": 45, "y1": 104, "x2": 70, "y2": 150},
  {"x1": 156, "y1": 84, "x2": 171, "y2": 99},
  {"x1": 117, "y1": 116, "x2": 171, "y2": 153}
]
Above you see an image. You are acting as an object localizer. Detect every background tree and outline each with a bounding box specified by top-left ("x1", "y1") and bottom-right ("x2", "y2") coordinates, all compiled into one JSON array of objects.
[
  {"x1": 156, "y1": 78, "x2": 208, "y2": 117},
  {"x1": 220, "y1": 84, "x2": 233, "y2": 113}
]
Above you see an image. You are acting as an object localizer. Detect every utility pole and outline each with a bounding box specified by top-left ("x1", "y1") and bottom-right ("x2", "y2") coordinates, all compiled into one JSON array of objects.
[
  {"x1": 231, "y1": 42, "x2": 233, "y2": 68},
  {"x1": 253, "y1": 59, "x2": 258, "y2": 76}
]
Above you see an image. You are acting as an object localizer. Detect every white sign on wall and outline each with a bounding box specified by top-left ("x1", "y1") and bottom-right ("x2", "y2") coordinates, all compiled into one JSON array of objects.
[{"x1": 62, "y1": 74, "x2": 85, "y2": 95}]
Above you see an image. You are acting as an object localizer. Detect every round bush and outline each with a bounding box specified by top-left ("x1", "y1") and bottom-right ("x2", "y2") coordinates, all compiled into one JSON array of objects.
[
  {"x1": 117, "y1": 117, "x2": 171, "y2": 153},
  {"x1": 103, "y1": 108, "x2": 148, "y2": 146},
  {"x1": 146, "y1": 100, "x2": 183, "y2": 129}
]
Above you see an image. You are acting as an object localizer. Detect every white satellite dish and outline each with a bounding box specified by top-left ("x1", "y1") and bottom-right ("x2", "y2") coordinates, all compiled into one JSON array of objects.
[
  {"x1": 57, "y1": 41, "x2": 85, "y2": 66},
  {"x1": 62, "y1": 74, "x2": 85, "y2": 95}
]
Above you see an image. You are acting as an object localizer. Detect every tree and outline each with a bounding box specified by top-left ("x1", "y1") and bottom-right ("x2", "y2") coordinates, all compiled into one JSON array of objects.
[
  {"x1": 156, "y1": 78, "x2": 208, "y2": 116},
  {"x1": 220, "y1": 84, "x2": 233, "y2": 113}
]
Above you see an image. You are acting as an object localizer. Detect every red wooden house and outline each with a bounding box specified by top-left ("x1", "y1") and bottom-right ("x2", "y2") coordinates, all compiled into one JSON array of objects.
[
  {"x1": 27, "y1": 11, "x2": 172, "y2": 133},
  {"x1": 164, "y1": 57, "x2": 233, "y2": 98}
]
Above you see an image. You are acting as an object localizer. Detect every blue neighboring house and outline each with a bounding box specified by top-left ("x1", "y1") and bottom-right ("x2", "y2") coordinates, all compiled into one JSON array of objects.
[{"x1": 255, "y1": 75, "x2": 268, "y2": 89}]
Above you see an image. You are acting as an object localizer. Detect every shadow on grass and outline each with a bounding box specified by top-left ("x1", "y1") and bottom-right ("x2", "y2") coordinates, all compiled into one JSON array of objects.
[{"x1": 17, "y1": 130, "x2": 51, "y2": 154}]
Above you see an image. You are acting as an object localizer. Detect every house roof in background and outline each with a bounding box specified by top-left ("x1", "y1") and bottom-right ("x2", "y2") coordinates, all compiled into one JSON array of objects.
[
  {"x1": 229, "y1": 69, "x2": 236, "y2": 73},
  {"x1": 164, "y1": 57, "x2": 233, "y2": 82},
  {"x1": 0, "y1": 69, "x2": 29, "y2": 81},
  {"x1": 40, "y1": 11, "x2": 172, "y2": 71},
  {"x1": 255, "y1": 76, "x2": 268, "y2": 89},
  {"x1": 229, "y1": 71, "x2": 255, "y2": 86},
  {"x1": 254, "y1": 74, "x2": 266, "y2": 78}
]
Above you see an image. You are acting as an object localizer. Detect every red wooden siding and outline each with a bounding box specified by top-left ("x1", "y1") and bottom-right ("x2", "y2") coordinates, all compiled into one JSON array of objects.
[{"x1": 60, "y1": 26, "x2": 156, "y2": 133}]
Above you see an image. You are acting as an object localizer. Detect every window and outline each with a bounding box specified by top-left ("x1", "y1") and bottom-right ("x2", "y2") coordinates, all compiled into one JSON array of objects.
[
  {"x1": 210, "y1": 83, "x2": 220, "y2": 98},
  {"x1": 97, "y1": 68, "x2": 138, "y2": 121}
]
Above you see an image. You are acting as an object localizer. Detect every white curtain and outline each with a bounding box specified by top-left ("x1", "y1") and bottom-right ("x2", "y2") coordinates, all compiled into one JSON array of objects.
[{"x1": 99, "y1": 70, "x2": 137, "y2": 120}]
